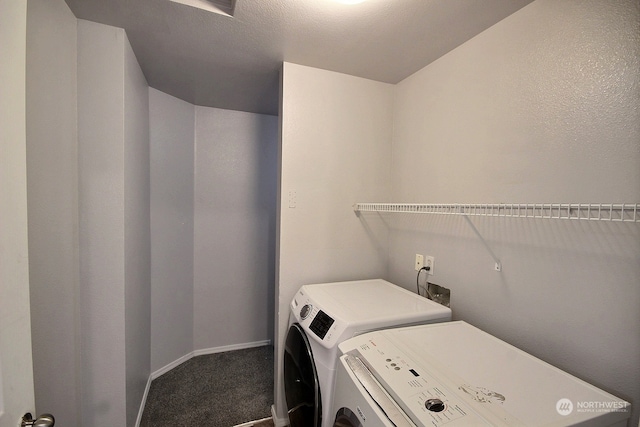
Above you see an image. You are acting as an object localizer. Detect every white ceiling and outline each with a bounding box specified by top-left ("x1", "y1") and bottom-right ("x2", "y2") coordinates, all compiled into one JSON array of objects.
[{"x1": 64, "y1": 0, "x2": 534, "y2": 116}]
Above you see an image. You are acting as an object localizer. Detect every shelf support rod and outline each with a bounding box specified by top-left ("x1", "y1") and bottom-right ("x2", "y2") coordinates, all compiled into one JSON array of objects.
[{"x1": 463, "y1": 215, "x2": 502, "y2": 272}]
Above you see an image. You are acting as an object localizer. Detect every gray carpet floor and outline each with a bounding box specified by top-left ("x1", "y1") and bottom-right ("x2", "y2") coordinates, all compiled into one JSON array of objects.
[{"x1": 140, "y1": 346, "x2": 274, "y2": 427}]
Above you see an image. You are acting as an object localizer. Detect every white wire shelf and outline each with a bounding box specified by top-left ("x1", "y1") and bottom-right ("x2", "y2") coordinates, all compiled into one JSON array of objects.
[{"x1": 353, "y1": 203, "x2": 640, "y2": 222}]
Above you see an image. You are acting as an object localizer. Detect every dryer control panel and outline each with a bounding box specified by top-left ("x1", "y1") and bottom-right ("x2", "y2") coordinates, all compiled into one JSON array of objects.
[
  {"x1": 290, "y1": 289, "x2": 348, "y2": 349},
  {"x1": 297, "y1": 302, "x2": 335, "y2": 339},
  {"x1": 308, "y1": 309, "x2": 334, "y2": 339}
]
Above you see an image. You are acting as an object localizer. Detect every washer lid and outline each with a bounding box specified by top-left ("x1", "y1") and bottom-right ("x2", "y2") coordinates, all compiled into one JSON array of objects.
[{"x1": 340, "y1": 321, "x2": 631, "y2": 427}]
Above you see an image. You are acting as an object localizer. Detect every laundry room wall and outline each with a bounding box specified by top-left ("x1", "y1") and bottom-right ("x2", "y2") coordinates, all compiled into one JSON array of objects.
[
  {"x1": 149, "y1": 90, "x2": 278, "y2": 371},
  {"x1": 386, "y1": 0, "x2": 639, "y2": 424},
  {"x1": 27, "y1": 2, "x2": 152, "y2": 425},
  {"x1": 149, "y1": 89, "x2": 195, "y2": 372},
  {"x1": 193, "y1": 106, "x2": 278, "y2": 350},
  {"x1": 123, "y1": 31, "x2": 151, "y2": 427},
  {"x1": 26, "y1": 0, "x2": 79, "y2": 424},
  {"x1": 26, "y1": 0, "x2": 277, "y2": 423},
  {"x1": 1, "y1": 0, "x2": 34, "y2": 423},
  {"x1": 77, "y1": 19, "x2": 150, "y2": 427},
  {"x1": 274, "y1": 62, "x2": 394, "y2": 422}
]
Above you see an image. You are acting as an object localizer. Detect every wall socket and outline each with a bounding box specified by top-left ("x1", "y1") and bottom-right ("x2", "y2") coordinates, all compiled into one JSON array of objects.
[
  {"x1": 425, "y1": 255, "x2": 434, "y2": 275},
  {"x1": 415, "y1": 254, "x2": 435, "y2": 275}
]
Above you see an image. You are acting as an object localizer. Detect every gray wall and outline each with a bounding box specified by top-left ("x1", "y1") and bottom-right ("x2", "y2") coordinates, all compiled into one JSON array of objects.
[
  {"x1": 78, "y1": 20, "x2": 127, "y2": 426},
  {"x1": 388, "y1": 0, "x2": 639, "y2": 424},
  {"x1": 27, "y1": 9, "x2": 151, "y2": 425},
  {"x1": 27, "y1": 8, "x2": 277, "y2": 424},
  {"x1": 123, "y1": 35, "x2": 151, "y2": 427},
  {"x1": 0, "y1": 0, "x2": 36, "y2": 423},
  {"x1": 26, "y1": 0, "x2": 79, "y2": 424},
  {"x1": 275, "y1": 62, "x2": 394, "y2": 421},
  {"x1": 149, "y1": 90, "x2": 278, "y2": 372},
  {"x1": 77, "y1": 19, "x2": 150, "y2": 426},
  {"x1": 275, "y1": 2, "x2": 639, "y2": 423},
  {"x1": 27, "y1": 1, "x2": 276, "y2": 424},
  {"x1": 149, "y1": 89, "x2": 195, "y2": 372},
  {"x1": 193, "y1": 106, "x2": 278, "y2": 350}
]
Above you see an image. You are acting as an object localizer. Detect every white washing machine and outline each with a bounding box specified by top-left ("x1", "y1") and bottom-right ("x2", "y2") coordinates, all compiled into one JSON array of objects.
[
  {"x1": 283, "y1": 279, "x2": 451, "y2": 427},
  {"x1": 332, "y1": 321, "x2": 631, "y2": 427}
]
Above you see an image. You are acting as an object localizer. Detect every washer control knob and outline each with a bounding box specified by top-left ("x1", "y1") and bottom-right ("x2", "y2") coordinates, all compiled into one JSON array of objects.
[
  {"x1": 425, "y1": 398, "x2": 445, "y2": 412},
  {"x1": 300, "y1": 304, "x2": 312, "y2": 320}
]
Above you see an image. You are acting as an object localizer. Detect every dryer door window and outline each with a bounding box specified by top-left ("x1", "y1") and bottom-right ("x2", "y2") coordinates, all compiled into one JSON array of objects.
[{"x1": 284, "y1": 323, "x2": 322, "y2": 427}]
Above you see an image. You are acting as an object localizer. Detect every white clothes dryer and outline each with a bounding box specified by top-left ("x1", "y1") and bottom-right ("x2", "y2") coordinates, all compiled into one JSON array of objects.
[
  {"x1": 332, "y1": 321, "x2": 631, "y2": 427},
  {"x1": 283, "y1": 279, "x2": 451, "y2": 427}
]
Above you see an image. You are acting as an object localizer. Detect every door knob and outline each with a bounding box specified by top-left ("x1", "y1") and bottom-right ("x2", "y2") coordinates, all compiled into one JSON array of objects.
[{"x1": 21, "y1": 413, "x2": 55, "y2": 427}]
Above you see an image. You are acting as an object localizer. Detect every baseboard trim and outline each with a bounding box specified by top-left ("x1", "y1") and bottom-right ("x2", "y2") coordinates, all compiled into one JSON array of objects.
[
  {"x1": 192, "y1": 339, "x2": 271, "y2": 359},
  {"x1": 135, "y1": 376, "x2": 152, "y2": 427},
  {"x1": 151, "y1": 351, "x2": 193, "y2": 380},
  {"x1": 233, "y1": 416, "x2": 274, "y2": 427},
  {"x1": 136, "y1": 340, "x2": 272, "y2": 427},
  {"x1": 271, "y1": 404, "x2": 289, "y2": 427},
  {"x1": 151, "y1": 339, "x2": 271, "y2": 380}
]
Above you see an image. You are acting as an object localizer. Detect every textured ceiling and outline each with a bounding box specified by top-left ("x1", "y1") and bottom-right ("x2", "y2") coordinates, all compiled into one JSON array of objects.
[{"x1": 64, "y1": 0, "x2": 534, "y2": 115}]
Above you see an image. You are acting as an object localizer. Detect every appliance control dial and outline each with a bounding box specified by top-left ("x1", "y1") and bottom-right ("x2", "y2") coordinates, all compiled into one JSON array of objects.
[
  {"x1": 425, "y1": 398, "x2": 445, "y2": 412},
  {"x1": 300, "y1": 304, "x2": 312, "y2": 320}
]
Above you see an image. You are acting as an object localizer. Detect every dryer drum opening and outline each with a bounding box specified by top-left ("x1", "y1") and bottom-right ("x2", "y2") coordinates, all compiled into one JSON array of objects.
[{"x1": 284, "y1": 323, "x2": 322, "y2": 427}]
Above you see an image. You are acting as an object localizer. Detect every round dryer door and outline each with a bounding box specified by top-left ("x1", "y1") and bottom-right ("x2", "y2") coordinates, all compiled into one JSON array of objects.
[{"x1": 284, "y1": 323, "x2": 321, "y2": 427}]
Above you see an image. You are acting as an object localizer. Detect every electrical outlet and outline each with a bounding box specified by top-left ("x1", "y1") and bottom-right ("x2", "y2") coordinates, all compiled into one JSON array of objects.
[
  {"x1": 425, "y1": 256, "x2": 435, "y2": 275},
  {"x1": 414, "y1": 254, "x2": 424, "y2": 271}
]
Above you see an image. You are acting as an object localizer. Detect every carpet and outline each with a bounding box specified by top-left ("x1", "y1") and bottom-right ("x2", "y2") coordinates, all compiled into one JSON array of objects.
[{"x1": 140, "y1": 346, "x2": 274, "y2": 427}]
